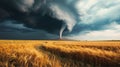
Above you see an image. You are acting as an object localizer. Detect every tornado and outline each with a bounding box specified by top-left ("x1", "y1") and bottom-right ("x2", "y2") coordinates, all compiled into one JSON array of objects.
[
  {"x1": 59, "y1": 23, "x2": 66, "y2": 39},
  {"x1": 0, "y1": 0, "x2": 80, "y2": 40},
  {"x1": 50, "y1": 3, "x2": 79, "y2": 39}
]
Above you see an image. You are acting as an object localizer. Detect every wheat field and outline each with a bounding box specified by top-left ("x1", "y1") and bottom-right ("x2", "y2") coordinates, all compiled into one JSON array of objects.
[{"x1": 0, "y1": 40, "x2": 120, "y2": 67}]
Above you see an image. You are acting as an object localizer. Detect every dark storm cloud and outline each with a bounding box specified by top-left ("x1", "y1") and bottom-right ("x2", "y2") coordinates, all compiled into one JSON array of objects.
[
  {"x1": 0, "y1": 0, "x2": 79, "y2": 34},
  {"x1": 0, "y1": 20, "x2": 58, "y2": 39},
  {"x1": 0, "y1": 31, "x2": 58, "y2": 40},
  {"x1": 0, "y1": 20, "x2": 34, "y2": 32}
]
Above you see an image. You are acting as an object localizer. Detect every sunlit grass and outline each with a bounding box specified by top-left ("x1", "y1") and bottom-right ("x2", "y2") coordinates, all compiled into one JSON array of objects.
[{"x1": 0, "y1": 40, "x2": 120, "y2": 67}]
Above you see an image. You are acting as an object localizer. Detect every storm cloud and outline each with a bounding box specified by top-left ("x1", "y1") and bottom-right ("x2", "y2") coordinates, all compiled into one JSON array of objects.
[
  {"x1": 0, "y1": 0, "x2": 79, "y2": 32},
  {"x1": 0, "y1": 0, "x2": 120, "y2": 40}
]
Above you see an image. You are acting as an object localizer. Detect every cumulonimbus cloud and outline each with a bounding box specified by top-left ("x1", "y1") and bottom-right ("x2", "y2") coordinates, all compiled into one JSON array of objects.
[
  {"x1": 1, "y1": 0, "x2": 120, "y2": 40},
  {"x1": 0, "y1": 0, "x2": 80, "y2": 39}
]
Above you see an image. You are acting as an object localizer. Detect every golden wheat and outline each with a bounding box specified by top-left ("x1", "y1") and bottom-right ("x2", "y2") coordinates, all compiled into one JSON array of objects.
[{"x1": 0, "y1": 40, "x2": 120, "y2": 67}]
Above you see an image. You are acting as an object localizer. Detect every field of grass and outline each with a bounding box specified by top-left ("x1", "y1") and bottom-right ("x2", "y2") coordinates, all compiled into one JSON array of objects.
[{"x1": 0, "y1": 40, "x2": 120, "y2": 67}]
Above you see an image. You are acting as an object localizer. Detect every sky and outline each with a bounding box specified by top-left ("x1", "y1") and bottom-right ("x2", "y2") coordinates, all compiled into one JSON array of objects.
[{"x1": 0, "y1": 0, "x2": 120, "y2": 40}]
